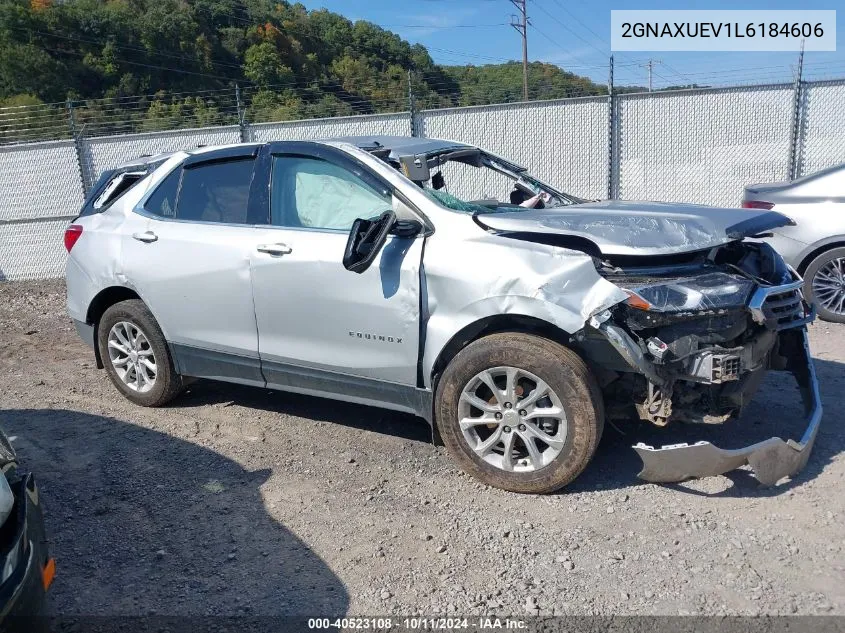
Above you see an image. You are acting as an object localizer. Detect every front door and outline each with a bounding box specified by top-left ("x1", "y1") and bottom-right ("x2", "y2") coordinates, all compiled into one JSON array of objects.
[{"x1": 249, "y1": 146, "x2": 423, "y2": 395}]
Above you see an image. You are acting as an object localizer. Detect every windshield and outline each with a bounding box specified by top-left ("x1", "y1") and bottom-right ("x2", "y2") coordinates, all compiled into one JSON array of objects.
[{"x1": 405, "y1": 150, "x2": 584, "y2": 214}]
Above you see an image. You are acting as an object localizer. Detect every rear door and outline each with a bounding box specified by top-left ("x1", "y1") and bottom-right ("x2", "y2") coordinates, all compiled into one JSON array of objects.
[{"x1": 120, "y1": 147, "x2": 267, "y2": 385}]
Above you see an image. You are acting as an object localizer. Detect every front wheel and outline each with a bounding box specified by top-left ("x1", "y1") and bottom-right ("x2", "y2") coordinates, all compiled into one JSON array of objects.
[
  {"x1": 97, "y1": 299, "x2": 183, "y2": 407},
  {"x1": 435, "y1": 333, "x2": 604, "y2": 494},
  {"x1": 804, "y1": 247, "x2": 845, "y2": 323}
]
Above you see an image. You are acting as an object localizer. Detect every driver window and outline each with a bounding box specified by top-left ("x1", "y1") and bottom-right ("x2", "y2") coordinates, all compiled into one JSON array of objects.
[{"x1": 271, "y1": 155, "x2": 392, "y2": 230}]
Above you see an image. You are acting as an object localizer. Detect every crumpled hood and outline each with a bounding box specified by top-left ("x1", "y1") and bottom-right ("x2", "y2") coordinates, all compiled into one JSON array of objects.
[{"x1": 475, "y1": 200, "x2": 794, "y2": 257}]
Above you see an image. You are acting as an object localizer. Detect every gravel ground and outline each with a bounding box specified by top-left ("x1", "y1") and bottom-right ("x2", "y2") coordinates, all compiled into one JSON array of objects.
[{"x1": 0, "y1": 279, "x2": 843, "y2": 618}]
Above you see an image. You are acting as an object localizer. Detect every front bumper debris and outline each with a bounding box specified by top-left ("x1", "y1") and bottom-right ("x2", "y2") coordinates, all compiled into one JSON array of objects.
[{"x1": 634, "y1": 327, "x2": 821, "y2": 486}]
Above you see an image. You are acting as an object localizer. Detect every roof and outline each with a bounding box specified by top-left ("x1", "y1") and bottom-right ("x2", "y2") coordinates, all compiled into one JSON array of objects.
[
  {"x1": 326, "y1": 135, "x2": 473, "y2": 159},
  {"x1": 114, "y1": 137, "x2": 468, "y2": 171}
]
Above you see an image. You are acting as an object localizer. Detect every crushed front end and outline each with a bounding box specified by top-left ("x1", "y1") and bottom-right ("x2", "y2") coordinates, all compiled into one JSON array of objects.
[{"x1": 573, "y1": 241, "x2": 821, "y2": 485}]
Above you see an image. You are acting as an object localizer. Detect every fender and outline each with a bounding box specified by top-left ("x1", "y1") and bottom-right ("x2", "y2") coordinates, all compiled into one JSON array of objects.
[
  {"x1": 420, "y1": 231, "x2": 628, "y2": 388},
  {"x1": 797, "y1": 235, "x2": 845, "y2": 272}
]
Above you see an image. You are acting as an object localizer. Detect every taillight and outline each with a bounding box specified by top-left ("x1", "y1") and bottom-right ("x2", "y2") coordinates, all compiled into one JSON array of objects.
[
  {"x1": 742, "y1": 200, "x2": 774, "y2": 210},
  {"x1": 64, "y1": 224, "x2": 83, "y2": 252}
]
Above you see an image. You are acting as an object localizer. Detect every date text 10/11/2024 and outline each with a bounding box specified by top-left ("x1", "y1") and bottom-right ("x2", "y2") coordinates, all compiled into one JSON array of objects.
[{"x1": 307, "y1": 617, "x2": 529, "y2": 630}]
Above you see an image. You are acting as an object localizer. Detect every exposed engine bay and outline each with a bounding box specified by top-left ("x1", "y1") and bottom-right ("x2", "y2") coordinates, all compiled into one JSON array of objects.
[
  {"x1": 572, "y1": 241, "x2": 819, "y2": 485},
  {"x1": 577, "y1": 241, "x2": 809, "y2": 426}
]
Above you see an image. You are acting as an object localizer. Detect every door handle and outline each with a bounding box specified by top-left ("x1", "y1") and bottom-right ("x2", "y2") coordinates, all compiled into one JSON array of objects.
[
  {"x1": 132, "y1": 231, "x2": 158, "y2": 243},
  {"x1": 256, "y1": 243, "x2": 293, "y2": 256}
]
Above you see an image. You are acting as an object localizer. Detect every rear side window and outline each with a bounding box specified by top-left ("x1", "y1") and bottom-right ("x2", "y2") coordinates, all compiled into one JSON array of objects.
[
  {"x1": 79, "y1": 167, "x2": 155, "y2": 218},
  {"x1": 144, "y1": 168, "x2": 181, "y2": 218},
  {"x1": 93, "y1": 172, "x2": 146, "y2": 210},
  {"x1": 143, "y1": 159, "x2": 255, "y2": 224},
  {"x1": 177, "y1": 159, "x2": 255, "y2": 224}
]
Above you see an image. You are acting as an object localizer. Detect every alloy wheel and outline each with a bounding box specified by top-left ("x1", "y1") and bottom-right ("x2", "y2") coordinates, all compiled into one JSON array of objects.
[
  {"x1": 107, "y1": 321, "x2": 157, "y2": 393},
  {"x1": 812, "y1": 257, "x2": 845, "y2": 316},
  {"x1": 457, "y1": 366, "x2": 567, "y2": 473}
]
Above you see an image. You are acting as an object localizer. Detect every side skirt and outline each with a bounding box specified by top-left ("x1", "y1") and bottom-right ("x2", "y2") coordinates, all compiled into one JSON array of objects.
[
  {"x1": 171, "y1": 343, "x2": 265, "y2": 388},
  {"x1": 262, "y1": 359, "x2": 433, "y2": 422},
  {"x1": 171, "y1": 343, "x2": 433, "y2": 422}
]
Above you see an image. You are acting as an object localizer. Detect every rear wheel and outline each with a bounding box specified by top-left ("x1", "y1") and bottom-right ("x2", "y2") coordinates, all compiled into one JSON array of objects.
[
  {"x1": 435, "y1": 333, "x2": 603, "y2": 494},
  {"x1": 804, "y1": 247, "x2": 845, "y2": 323},
  {"x1": 97, "y1": 299, "x2": 183, "y2": 406}
]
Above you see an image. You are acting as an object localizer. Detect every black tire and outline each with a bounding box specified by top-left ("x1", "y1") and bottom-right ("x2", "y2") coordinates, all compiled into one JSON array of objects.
[
  {"x1": 803, "y1": 247, "x2": 845, "y2": 324},
  {"x1": 435, "y1": 332, "x2": 604, "y2": 494},
  {"x1": 97, "y1": 299, "x2": 183, "y2": 407}
]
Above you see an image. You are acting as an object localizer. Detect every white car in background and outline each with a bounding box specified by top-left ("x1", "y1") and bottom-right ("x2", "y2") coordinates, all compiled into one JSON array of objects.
[{"x1": 744, "y1": 162, "x2": 845, "y2": 323}]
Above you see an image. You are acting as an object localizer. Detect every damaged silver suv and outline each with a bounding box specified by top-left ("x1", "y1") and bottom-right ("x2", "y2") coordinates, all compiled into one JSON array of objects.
[{"x1": 65, "y1": 136, "x2": 822, "y2": 494}]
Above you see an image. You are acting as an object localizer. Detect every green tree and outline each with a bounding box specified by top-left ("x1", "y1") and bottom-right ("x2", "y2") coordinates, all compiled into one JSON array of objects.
[
  {"x1": 0, "y1": 0, "x2": 622, "y2": 136},
  {"x1": 244, "y1": 42, "x2": 295, "y2": 88}
]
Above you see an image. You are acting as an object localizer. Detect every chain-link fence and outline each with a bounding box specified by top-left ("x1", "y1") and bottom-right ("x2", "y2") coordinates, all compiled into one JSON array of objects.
[
  {"x1": 420, "y1": 96, "x2": 609, "y2": 201},
  {"x1": 1, "y1": 77, "x2": 844, "y2": 281},
  {"x1": 0, "y1": 140, "x2": 85, "y2": 280},
  {"x1": 614, "y1": 84, "x2": 796, "y2": 207},
  {"x1": 796, "y1": 80, "x2": 845, "y2": 178}
]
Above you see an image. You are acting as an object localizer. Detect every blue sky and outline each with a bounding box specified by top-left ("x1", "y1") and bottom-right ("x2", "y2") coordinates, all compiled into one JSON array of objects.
[{"x1": 297, "y1": 0, "x2": 843, "y2": 89}]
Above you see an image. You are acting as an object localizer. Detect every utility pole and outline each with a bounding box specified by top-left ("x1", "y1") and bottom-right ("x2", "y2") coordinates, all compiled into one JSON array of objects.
[
  {"x1": 607, "y1": 55, "x2": 615, "y2": 200},
  {"x1": 510, "y1": 0, "x2": 529, "y2": 101},
  {"x1": 408, "y1": 69, "x2": 419, "y2": 137},
  {"x1": 235, "y1": 83, "x2": 248, "y2": 143},
  {"x1": 641, "y1": 59, "x2": 662, "y2": 92},
  {"x1": 787, "y1": 39, "x2": 805, "y2": 180}
]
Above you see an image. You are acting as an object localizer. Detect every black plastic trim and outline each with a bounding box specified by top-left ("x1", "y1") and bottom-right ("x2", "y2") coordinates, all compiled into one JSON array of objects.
[
  {"x1": 262, "y1": 358, "x2": 432, "y2": 421},
  {"x1": 169, "y1": 343, "x2": 433, "y2": 422},
  {"x1": 171, "y1": 344, "x2": 265, "y2": 387},
  {"x1": 183, "y1": 145, "x2": 260, "y2": 168}
]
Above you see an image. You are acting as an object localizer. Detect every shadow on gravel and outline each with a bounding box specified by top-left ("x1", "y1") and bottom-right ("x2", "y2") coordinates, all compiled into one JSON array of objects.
[
  {"x1": 0, "y1": 409, "x2": 349, "y2": 616},
  {"x1": 176, "y1": 380, "x2": 431, "y2": 444},
  {"x1": 570, "y1": 357, "x2": 845, "y2": 498},
  {"x1": 121, "y1": 355, "x2": 844, "y2": 500}
]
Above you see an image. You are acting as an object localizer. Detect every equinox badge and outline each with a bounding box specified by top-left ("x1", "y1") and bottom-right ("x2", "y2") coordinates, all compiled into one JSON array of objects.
[{"x1": 349, "y1": 331, "x2": 404, "y2": 344}]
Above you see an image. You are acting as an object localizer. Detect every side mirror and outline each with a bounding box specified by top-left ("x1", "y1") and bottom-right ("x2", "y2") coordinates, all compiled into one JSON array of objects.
[{"x1": 343, "y1": 211, "x2": 396, "y2": 274}]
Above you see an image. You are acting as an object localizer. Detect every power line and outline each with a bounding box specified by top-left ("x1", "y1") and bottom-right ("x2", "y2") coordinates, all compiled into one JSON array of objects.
[
  {"x1": 424, "y1": 46, "x2": 515, "y2": 63},
  {"x1": 38, "y1": 46, "x2": 244, "y2": 83},
  {"x1": 528, "y1": 1, "x2": 609, "y2": 59},
  {"x1": 545, "y1": 0, "x2": 608, "y2": 47},
  {"x1": 380, "y1": 23, "x2": 509, "y2": 29},
  {"x1": 10, "y1": 27, "x2": 244, "y2": 73},
  {"x1": 529, "y1": 23, "x2": 601, "y2": 70},
  {"x1": 661, "y1": 62, "x2": 693, "y2": 85}
]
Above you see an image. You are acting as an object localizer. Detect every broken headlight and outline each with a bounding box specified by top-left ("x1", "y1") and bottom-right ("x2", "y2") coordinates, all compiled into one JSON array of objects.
[{"x1": 623, "y1": 272, "x2": 755, "y2": 313}]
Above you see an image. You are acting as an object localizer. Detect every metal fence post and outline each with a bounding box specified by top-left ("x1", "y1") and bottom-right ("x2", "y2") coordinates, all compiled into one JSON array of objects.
[
  {"x1": 66, "y1": 99, "x2": 92, "y2": 197},
  {"x1": 607, "y1": 56, "x2": 618, "y2": 200},
  {"x1": 787, "y1": 41, "x2": 805, "y2": 180},
  {"x1": 408, "y1": 70, "x2": 420, "y2": 137},
  {"x1": 236, "y1": 84, "x2": 249, "y2": 143}
]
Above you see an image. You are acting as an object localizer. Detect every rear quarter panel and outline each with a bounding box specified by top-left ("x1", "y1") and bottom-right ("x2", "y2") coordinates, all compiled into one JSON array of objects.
[
  {"x1": 66, "y1": 155, "x2": 184, "y2": 324},
  {"x1": 65, "y1": 208, "x2": 128, "y2": 323}
]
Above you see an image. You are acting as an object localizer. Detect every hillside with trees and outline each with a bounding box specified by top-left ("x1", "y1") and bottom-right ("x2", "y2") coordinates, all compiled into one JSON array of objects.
[{"x1": 0, "y1": 0, "x2": 609, "y2": 137}]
